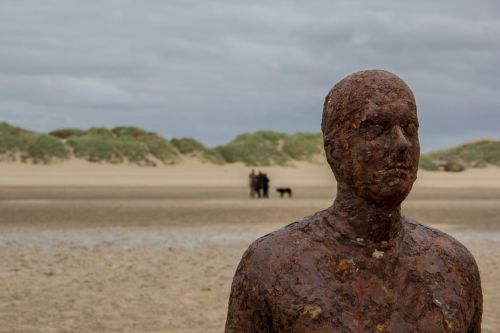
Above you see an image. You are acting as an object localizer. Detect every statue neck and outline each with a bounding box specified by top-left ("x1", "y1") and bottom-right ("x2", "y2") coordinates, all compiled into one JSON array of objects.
[{"x1": 328, "y1": 183, "x2": 403, "y2": 243}]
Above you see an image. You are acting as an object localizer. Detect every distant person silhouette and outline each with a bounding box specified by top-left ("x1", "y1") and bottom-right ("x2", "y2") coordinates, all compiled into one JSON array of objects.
[
  {"x1": 249, "y1": 169, "x2": 257, "y2": 198},
  {"x1": 262, "y1": 173, "x2": 270, "y2": 198},
  {"x1": 255, "y1": 171, "x2": 264, "y2": 198}
]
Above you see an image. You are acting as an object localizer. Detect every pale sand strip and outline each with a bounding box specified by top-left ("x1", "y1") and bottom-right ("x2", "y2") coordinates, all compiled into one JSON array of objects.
[{"x1": 0, "y1": 158, "x2": 499, "y2": 188}]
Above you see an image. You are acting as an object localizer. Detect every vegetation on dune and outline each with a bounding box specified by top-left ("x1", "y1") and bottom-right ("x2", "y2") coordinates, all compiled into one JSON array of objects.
[
  {"x1": 0, "y1": 122, "x2": 69, "y2": 163},
  {"x1": 1, "y1": 124, "x2": 326, "y2": 166},
  {"x1": 111, "y1": 126, "x2": 180, "y2": 165},
  {"x1": 282, "y1": 132, "x2": 323, "y2": 160},
  {"x1": 1, "y1": 121, "x2": 499, "y2": 170},
  {"x1": 215, "y1": 131, "x2": 288, "y2": 166},
  {"x1": 420, "y1": 140, "x2": 500, "y2": 172},
  {"x1": 85, "y1": 127, "x2": 116, "y2": 138},
  {"x1": 67, "y1": 126, "x2": 179, "y2": 166},
  {"x1": 1, "y1": 123, "x2": 180, "y2": 166},
  {"x1": 67, "y1": 136, "x2": 147, "y2": 165},
  {"x1": 137, "y1": 134, "x2": 180, "y2": 165},
  {"x1": 49, "y1": 128, "x2": 85, "y2": 139},
  {"x1": 214, "y1": 130, "x2": 324, "y2": 166},
  {"x1": 171, "y1": 137, "x2": 225, "y2": 164},
  {"x1": 0, "y1": 122, "x2": 29, "y2": 160},
  {"x1": 26, "y1": 134, "x2": 70, "y2": 164},
  {"x1": 431, "y1": 140, "x2": 500, "y2": 168},
  {"x1": 418, "y1": 154, "x2": 440, "y2": 171}
]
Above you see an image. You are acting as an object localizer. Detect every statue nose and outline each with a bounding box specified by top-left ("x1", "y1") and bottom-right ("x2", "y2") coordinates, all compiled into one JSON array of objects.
[{"x1": 392, "y1": 126, "x2": 410, "y2": 154}]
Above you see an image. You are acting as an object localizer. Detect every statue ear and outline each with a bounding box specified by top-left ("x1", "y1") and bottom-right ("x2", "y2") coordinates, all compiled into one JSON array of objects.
[{"x1": 324, "y1": 134, "x2": 344, "y2": 181}]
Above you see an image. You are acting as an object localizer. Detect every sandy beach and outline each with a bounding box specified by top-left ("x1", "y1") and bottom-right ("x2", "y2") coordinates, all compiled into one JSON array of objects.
[
  {"x1": 0, "y1": 160, "x2": 499, "y2": 332},
  {"x1": 1, "y1": 157, "x2": 500, "y2": 188}
]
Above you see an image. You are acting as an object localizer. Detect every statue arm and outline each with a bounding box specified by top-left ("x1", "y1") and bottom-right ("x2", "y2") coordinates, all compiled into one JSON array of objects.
[
  {"x1": 467, "y1": 254, "x2": 483, "y2": 332},
  {"x1": 224, "y1": 247, "x2": 273, "y2": 333},
  {"x1": 468, "y1": 277, "x2": 483, "y2": 332}
]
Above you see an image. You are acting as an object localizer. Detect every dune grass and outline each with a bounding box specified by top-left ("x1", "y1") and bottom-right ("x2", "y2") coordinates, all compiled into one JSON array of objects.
[
  {"x1": 282, "y1": 132, "x2": 323, "y2": 161},
  {"x1": 1, "y1": 122, "x2": 498, "y2": 169},
  {"x1": 171, "y1": 137, "x2": 225, "y2": 164},
  {"x1": 419, "y1": 140, "x2": 500, "y2": 171},
  {"x1": 429, "y1": 140, "x2": 500, "y2": 168},
  {"x1": 0, "y1": 123, "x2": 180, "y2": 166},
  {"x1": 66, "y1": 126, "x2": 179, "y2": 166},
  {"x1": 0, "y1": 122, "x2": 70, "y2": 163},
  {"x1": 49, "y1": 128, "x2": 85, "y2": 139},
  {"x1": 214, "y1": 130, "x2": 324, "y2": 166},
  {"x1": 418, "y1": 154, "x2": 440, "y2": 171}
]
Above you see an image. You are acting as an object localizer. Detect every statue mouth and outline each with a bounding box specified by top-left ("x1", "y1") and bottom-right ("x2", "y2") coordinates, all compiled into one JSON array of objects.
[
  {"x1": 387, "y1": 167, "x2": 409, "y2": 171},
  {"x1": 383, "y1": 167, "x2": 412, "y2": 178},
  {"x1": 384, "y1": 163, "x2": 413, "y2": 172}
]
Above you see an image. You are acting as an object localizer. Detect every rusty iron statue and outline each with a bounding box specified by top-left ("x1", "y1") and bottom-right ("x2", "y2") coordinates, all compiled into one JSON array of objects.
[{"x1": 225, "y1": 70, "x2": 482, "y2": 332}]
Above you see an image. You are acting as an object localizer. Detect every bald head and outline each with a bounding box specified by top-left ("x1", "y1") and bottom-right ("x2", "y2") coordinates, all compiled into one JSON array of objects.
[
  {"x1": 321, "y1": 70, "x2": 420, "y2": 204},
  {"x1": 322, "y1": 70, "x2": 417, "y2": 175}
]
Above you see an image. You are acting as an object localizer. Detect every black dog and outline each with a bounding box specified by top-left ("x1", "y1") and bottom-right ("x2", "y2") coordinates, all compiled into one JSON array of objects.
[{"x1": 276, "y1": 187, "x2": 292, "y2": 198}]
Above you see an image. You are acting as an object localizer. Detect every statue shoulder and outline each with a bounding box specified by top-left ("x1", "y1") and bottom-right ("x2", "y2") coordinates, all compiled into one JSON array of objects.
[
  {"x1": 403, "y1": 216, "x2": 479, "y2": 271},
  {"x1": 403, "y1": 216, "x2": 483, "y2": 328},
  {"x1": 235, "y1": 213, "x2": 322, "y2": 280}
]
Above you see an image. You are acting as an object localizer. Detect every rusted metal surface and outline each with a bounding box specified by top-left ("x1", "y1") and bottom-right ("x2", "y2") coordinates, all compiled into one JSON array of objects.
[{"x1": 225, "y1": 70, "x2": 482, "y2": 332}]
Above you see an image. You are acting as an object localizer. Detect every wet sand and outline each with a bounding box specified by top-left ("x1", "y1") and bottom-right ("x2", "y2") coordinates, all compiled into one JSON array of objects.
[{"x1": 0, "y1": 185, "x2": 499, "y2": 332}]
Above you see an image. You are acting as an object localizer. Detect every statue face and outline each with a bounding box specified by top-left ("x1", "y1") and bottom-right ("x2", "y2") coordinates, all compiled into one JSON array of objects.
[{"x1": 336, "y1": 98, "x2": 420, "y2": 204}]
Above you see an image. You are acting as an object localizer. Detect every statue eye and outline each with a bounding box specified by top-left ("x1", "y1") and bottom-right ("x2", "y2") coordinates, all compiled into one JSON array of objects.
[
  {"x1": 404, "y1": 123, "x2": 417, "y2": 136},
  {"x1": 360, "y1": 121, "x2": 386, "y2": 139},
  {"x1": 369, "y1": 124, "x2": 385, "y2": 136}
]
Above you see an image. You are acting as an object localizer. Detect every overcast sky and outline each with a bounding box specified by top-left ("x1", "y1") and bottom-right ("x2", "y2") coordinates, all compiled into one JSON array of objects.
[{"x1": 0, "y1": 0, "x2": 499, "y2": 151}]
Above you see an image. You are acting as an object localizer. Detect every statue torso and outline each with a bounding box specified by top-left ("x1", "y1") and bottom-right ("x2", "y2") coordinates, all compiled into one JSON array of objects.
[{"x1": 226, "y1": 213, "x2": 482, "y2": 333}]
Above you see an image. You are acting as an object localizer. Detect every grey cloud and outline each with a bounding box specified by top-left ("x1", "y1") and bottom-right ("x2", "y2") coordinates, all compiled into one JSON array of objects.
[{"x1": 0, "y1": 0, "x2": 499, "y2": 151}]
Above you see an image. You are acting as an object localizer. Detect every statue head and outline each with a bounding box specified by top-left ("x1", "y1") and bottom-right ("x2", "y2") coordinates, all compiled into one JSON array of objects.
[{"x1": 322, "y1": 70, "x2": 420, "y2": 205}]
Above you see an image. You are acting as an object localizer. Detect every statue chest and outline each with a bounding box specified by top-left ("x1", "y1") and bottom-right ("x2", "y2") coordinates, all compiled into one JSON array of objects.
[{"x1": 267, "y1": 253, "x2": 473, "y2": 332}]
